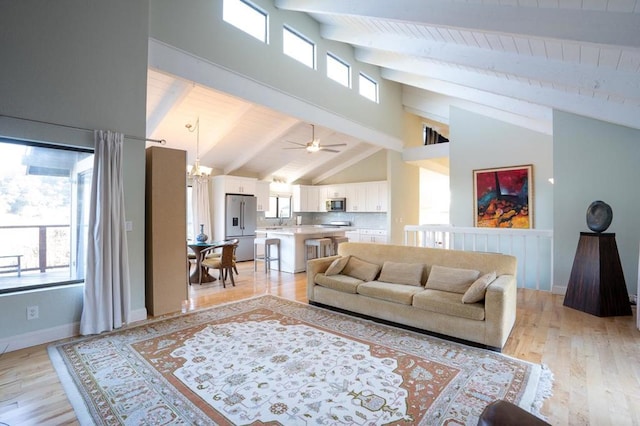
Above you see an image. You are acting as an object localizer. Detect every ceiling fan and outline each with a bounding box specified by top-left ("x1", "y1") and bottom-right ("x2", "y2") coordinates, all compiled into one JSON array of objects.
[{"x1": 284, "y1": 124, "x2": 346, "y2": 153}]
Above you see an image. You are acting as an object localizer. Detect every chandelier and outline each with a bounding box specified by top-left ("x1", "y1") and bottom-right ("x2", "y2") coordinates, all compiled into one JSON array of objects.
[{"x1": 186, "y1": 117, "x2": 212, "y2": 177}]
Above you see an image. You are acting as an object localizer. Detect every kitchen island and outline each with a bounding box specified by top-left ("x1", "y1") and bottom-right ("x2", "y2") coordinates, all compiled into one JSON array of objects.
[{"x1": 256, "y1": 226, "x2": 353, "y2": 273}]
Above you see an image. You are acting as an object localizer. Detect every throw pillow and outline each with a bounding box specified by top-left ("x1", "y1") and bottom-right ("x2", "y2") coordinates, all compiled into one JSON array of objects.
[
  {"x1": 324, "y1": 256, "x2": 351, "y2": 276},
  {"x1": 342, "y1": 256, "x2": 381, "y2": 282},
  {"x1": 425, "y1": 264, "x2": 480, "y2": 294},
  {"x1": 462, "y1": 271, "x2": 497, "y2": 303},
  {"x1": 378, "y1": 261, "x2": 424, "y2": 286}
]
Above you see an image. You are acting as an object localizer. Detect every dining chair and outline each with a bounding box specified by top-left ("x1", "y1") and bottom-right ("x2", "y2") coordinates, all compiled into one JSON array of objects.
[
  {"x1": 206, "y1": 238, "x2": 240, "y2": 276},
  {"x1": 201, "y1": 242, "x2": 237, "y2": 288}
]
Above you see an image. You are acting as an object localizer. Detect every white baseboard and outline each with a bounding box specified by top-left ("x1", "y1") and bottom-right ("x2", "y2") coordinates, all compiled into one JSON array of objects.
[
  {"x1": 552, "y1": 285, "x2": 567, "y2": 295},
  {"x1": 129, "y1": 307, "x2": 148, "y2": 324},
  {"x1": 1, "y1": 307, "x2": 148, "y2": 354},
  {"x1": 0, "y1": 322, "x2": 80, "y2": 354}
]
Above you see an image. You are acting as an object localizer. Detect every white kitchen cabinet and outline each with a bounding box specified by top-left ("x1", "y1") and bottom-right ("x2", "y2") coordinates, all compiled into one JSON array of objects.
[
  {"x1": 345, "y1": 182, "x2": 367, "y2": 212},
  {"x1": 365, "y1": 181, "x2": 388, "y2": 212},
  {"x1": 324, "y1": 184, "x2": 346, "y2": 199},
  {"x1": 214, "y1": 175, "x2": 256, "y2": 195},
  {"x1": 345, "y1": 230, "x2": 360, "y2": 242},
  {"x1": 255, "y1": 181, "x2": 270, "y2": 211},
  {"x1": 293, "y1": 185, "x2": 326, "y2": 212},
  {"x1": 359, "y1": 229, "x2": 388, "y2": 244}
]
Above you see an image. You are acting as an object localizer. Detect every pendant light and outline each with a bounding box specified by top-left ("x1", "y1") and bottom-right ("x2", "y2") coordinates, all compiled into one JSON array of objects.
[{"x1": 186, "y1": 117, "x2": 212, "y2": 177}]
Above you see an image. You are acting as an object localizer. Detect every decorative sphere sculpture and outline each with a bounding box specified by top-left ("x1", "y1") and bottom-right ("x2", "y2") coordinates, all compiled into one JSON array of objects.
[{"x1": 586, "y1": 200, "x2": 613, "y2": 233}]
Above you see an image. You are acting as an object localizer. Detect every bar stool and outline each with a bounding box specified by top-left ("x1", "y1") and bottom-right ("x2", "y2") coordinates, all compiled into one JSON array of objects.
[
  {"x1": 254, "y1": 237, "x2": 280, "y2": 272},
  {"x1": 330, "y1": 236, "x2": 349, "y2": 256},
  {"x1": 305, "y1": 238, "x2": 333, "y2": 262}
]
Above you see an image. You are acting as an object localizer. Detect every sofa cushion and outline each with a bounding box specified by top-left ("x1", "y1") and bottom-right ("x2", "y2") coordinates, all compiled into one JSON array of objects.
[
  {"x1": 378, "y1": 261, "x2": 424, "y2": 286},
  {"x1": 425, "y1": 265, "x2": 480, "y2": 294},
  {"x1": 462, "y1": 272, "x2": 497, "y2": 304},
  {"x1": 356, "y1": 281, "x2": 424, "y2": 305},
  {"x1": 314, "y1": 273, "x2": 363, "y2": 294},
  {"x1": 325, "y1": 256, "x2": 351, "y2": 276},
  {"x1": 342, "y1": 256, "x2": 381, "y2": 282},
  {"x1": 413, "y1": 289, "x2": 486, "y2": 321}
]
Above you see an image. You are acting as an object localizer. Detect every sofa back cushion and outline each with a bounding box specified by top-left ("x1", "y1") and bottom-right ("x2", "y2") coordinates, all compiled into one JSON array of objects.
[
  {"x1": 425, "y1": 265, "x2": 480, "y2": 294},
  {"x1": 325, "y1": 256, "x2": 351, "y2": 276},
  {"x1": 336, "y1": 242, "x2": 517, "y2": 277},
  {"x1": 342, "y1": 256, "x2": 381, "y2": 282},
  {"x1": 378, "y1": 261, "x2": 424, "y2": 286},
  {"x1": 462, "y1": 271, "x2": 497, "y2": 303}
]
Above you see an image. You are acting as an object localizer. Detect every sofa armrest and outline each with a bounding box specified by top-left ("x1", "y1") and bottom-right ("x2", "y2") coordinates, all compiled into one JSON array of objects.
[
  {"x1": 484, "y1": 274, "x2": 517, "y2": 349},
  {"x1": 306, "y1": 255, "x2": 340, "y2": 301}
]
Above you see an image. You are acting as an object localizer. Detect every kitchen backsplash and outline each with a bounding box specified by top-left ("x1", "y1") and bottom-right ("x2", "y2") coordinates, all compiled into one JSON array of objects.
[{"x1": 257, "y1": 212, "x2": 387, "y2": 229}]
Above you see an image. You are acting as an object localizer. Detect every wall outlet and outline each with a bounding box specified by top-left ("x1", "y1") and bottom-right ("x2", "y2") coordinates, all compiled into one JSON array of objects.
[{"x1": 26, "y1": 305, "x2": 39, "y2": 320}]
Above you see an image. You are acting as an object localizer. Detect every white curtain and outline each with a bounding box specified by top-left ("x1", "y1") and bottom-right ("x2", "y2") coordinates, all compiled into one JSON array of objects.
[
  {"x1": 191, "y1": 176, "x2": 212, "y2": 241},
  {"x1": 80, "y1": 130, "x2": 131, "y2": 335}
]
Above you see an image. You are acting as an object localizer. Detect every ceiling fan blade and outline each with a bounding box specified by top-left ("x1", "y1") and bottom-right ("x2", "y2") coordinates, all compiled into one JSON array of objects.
[
  {"x1": 319, "y1": 148, "x2": 341, "y2": 153},
  {"x1": 319, "y1": 143, "x2": 347, "y2": 148},
  {"x1": 283, "y1": 146, "x2": 307, "y2": 150},
  {"x1": 285, "y1": 141, "x2": 307, "y2": 147}
]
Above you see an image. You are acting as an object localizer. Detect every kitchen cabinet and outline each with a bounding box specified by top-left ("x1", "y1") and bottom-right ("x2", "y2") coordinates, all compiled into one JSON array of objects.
[
  {"x1": 345, "y1": 230, "x2": 360, "y2": 242},
  {"x1": 359, "y1": 229, "x2": 388, "y2": 244},
  {"x1": 255, "y1": 181, "x2": 270, "y2": 211},
  {"x1": 293, "y1": 185, "x2": 326, "y2": 212},
  {"x1": 324, "y1": 184, "x2": 346, "y2": 199},
  {"x1": 365, "y1": 181, "x2": 388, "y2": 212},
  {"x1": 345, "y1": 183, "x2": 367, "y2": 212},
  {"x1": 214, "y1": 175, "x2": 256, "y2": 195}
]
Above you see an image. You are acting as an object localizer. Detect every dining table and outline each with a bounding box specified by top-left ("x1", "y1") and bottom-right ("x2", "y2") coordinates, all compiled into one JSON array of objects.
[{"x1": 187, "y1": 241, "x2": 225, "y2": 284}]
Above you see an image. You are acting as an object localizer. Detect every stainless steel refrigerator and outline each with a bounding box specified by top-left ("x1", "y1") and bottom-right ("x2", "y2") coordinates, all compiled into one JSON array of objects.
[{"x1": 225, "y1": 194, "x2": 257, "y2": 261}]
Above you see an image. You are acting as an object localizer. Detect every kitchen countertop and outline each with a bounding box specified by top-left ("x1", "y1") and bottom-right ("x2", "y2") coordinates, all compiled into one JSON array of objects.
[{"x1": 256, "y1": 225, "x2": 355, "y2": 235}]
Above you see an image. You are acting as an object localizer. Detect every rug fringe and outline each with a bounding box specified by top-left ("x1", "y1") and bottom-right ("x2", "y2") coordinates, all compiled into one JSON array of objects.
[{"x1": 531, "y1": 363, "x2": 554, "y2": 420}]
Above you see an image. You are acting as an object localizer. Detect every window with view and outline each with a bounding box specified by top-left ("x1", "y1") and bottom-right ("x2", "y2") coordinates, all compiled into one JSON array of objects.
[
  {"x1": 283, "y1": 26, "x2": 315, "y2": 69},
  {"x1": 359, "y1": 72, "x2": 379, "y2": 103},
  {"x1": 223, "y1": 0, "x2": 268, "y2": 43},
  {"x1": 0, "y1": 139, "x2": 93, "y2": 293},
  {"x1": 266, "y1": 195, "x2": 291, "y2": 219},
  {"x1": 326, "y1": 53, "x2": 351, "y2": 87}
]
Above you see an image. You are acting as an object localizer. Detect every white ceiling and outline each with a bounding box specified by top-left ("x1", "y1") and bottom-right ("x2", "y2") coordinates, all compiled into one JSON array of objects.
[{"x1": 146, "y1": 0, "x2": 640, "y2": 183}]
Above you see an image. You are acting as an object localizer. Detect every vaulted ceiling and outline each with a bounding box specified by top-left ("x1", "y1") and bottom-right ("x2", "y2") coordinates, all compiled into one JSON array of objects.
[{"x1": 146, "y1": 0, "x2": 640, "y2": 183}]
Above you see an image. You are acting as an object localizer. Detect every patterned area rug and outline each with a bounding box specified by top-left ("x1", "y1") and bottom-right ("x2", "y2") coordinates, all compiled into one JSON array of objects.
[{"x1": 49, "y1": 295, "x2": 552, "y2": 425}]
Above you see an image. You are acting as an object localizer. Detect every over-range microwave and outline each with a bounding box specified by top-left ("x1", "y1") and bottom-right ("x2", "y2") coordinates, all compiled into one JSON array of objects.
[{"x1": 326, "y1": 198, "x2": 346, "y2": 212}]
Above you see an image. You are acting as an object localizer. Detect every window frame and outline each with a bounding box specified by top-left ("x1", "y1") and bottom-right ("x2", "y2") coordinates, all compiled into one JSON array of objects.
[
  {"x1": 222, "y1": 0, "x2": 269, "y2": 44},
  {"x1": 0, "y1": 138, "x2": 94, "y2": 294},
  {"x1": 359, "y1": 72, "x2": 379, "y2": 103},
  {"x1": 326, "y1": 52, "x2": 351, "y2": 88},
  {"x1": 282, "y1": 25, "x2": 316, "y2": 69},
  {"x1": 265, "y1": 195, "x2": 292, "y2": 219}
]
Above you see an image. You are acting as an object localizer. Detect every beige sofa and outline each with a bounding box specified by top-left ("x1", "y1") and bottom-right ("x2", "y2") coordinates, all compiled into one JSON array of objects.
[{"x1": 306, "y1": 242, "x2": 517, "y2": 350}]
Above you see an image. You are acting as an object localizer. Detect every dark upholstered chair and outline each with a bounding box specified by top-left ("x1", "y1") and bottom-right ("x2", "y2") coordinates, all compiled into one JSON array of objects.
[{"x1": 477, "y1": 400, "x2": 551, "y2": 426}]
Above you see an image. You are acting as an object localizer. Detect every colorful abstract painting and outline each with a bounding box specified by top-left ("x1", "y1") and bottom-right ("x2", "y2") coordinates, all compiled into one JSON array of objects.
[{"x1": 473, "y1": 165, "x2": 532, "y2": 228}]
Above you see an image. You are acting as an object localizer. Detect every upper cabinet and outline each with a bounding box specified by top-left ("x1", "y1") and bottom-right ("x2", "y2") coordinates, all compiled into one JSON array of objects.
[
  {"x1": 293, "y1": 181, "x2": 388, "y2": 213},
  {"x1": 345, "y1": 183, "x2": 367, "y2": 212},
  {"x1": 255, "y1": 181, "x2": 270, "y2": 211},
  {"x1": 214, "y1": 175, "x2": 256, "y2": 195},
  {"x1": 324, "y1": 184, "x2": 346, "y2": 199},
  {"x1": 293, "y1": 185, "x2": 327, "y2": 212},
  {"x1": 365, "y1": 181, "x2": 388, "y2": 212}
]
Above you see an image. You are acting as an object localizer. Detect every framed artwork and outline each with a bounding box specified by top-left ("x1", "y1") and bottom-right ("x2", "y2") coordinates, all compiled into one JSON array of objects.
[{"x1": 473, "y1": 165, "x2": 532, "y2": 228}]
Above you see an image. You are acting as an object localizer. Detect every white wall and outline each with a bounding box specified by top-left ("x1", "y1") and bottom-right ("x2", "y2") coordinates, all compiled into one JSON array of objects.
[
  {"x1": 148, "y1": 0, "x2": 405, "y2": 147},
  {"x1": 553, "y1": 110, "x2": 640, "y2": 295},
  {"x1": 0, "y1": 0, "x2": 149, "y2": 348},
  {"x1": 420, "y1": 168, "x2": 450, "y2": 224},
  {"x1": 449, "y1": 107, "x2": 554, "y2": 230}
]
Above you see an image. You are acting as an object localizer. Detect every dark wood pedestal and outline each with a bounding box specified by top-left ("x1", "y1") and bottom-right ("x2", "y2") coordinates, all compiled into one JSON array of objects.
[{"x1": 563, "y1": 232, "x2": 632, "y2": 317}]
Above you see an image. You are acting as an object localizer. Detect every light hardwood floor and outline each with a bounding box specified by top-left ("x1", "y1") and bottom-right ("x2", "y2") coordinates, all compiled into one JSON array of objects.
[{"x1": 1, "y1": 261, "x2": 639, "y2": 425}]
